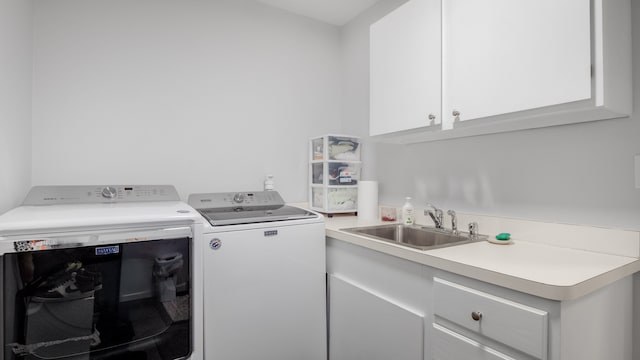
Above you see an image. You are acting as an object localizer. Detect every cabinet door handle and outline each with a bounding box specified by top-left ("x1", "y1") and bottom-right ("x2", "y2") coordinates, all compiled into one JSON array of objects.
[
  {"x1": 452, "y1": 110, "x2": 460, "y2": 122},
  {"x1": 471, "y1": 311, "x2": 482, "y2": 321}
]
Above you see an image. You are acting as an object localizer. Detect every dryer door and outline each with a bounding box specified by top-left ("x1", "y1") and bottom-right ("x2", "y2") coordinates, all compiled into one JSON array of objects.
[{"x1": 2, "y1": 230, "x2": 192, "y2": 360}]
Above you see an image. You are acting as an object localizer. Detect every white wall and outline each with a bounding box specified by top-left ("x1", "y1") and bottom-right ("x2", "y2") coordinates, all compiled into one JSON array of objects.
[
  {"x1": 0, "y1": 0, "x2": 33, "y2": 214},
  {"x1": 28, "y1": 0, "x2": 640, "y2": 228},
  {"x1": 31, "y1": 0, "x2": 342, "y2": 202},
  {"x1": 341, "y1": 0, "x2": 640, "y2": 231}
]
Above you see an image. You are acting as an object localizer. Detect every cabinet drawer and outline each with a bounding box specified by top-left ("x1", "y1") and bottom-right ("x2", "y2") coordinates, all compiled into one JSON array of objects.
[
  {"x1": 433, "y1": 278, "x2": 547, "y2": 359},
  {"x1": 432, "y1": 323, "x2": 515, "y2": 360}
]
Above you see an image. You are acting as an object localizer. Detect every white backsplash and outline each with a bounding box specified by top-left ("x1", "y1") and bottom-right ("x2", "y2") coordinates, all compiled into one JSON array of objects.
[{"x1": 408, "y1": 206, "x2": 639, "y2": 258}]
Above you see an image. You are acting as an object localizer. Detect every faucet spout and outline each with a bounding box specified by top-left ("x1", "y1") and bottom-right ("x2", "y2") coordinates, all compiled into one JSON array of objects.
[{"x1": 424, "y1": 203, "x2": 444, "y2": 229}]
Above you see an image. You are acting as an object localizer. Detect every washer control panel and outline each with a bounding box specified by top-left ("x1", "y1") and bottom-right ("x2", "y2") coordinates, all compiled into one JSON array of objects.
[
  {"x1": 188, "y1": 191, "x2": 285, "y2": 210},
  {"x1": 22, "y1": 185, "x2": 181, "y2": 205}
]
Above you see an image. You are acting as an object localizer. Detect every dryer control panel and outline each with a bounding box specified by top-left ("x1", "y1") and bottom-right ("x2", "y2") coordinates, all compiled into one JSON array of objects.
[{"x1": 22, "y1": 185, "x2": 181, "y2": 205}]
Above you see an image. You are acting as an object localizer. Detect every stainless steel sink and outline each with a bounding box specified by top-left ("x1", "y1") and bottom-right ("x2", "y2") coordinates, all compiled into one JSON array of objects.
[{"x1": 341, "y1": 224, "x2": 485, "y2": 250}]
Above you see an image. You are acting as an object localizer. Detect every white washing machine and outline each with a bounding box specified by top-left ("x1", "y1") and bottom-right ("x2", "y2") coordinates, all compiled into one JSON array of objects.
[
  {"x1": 188, "y1": 191, "x2": 326, "y2": 360},
  {"x1": 0, "y1": 185, "x2": 204, "y2": 360}
]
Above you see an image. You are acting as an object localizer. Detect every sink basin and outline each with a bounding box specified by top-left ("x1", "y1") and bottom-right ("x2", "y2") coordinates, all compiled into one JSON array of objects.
[{"x1": 341, "y1": 224, "x2": 484, "y2": 250}]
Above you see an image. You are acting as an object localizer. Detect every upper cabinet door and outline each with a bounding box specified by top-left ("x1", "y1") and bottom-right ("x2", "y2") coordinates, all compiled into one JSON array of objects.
[
  {"x1": 441, "y1": 0, "x2": 591, "y2": 129},
  {"x1": 370, "y1": 0, "x2": 441, "y2": 136}
]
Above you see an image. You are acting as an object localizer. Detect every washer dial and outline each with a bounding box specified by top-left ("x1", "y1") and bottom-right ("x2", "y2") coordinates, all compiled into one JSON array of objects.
[
  {"x1": 101, "y1": 186, "x2": 117, "y2": 199},
  {"x1": 233, "y1": 193, "x2": 245, "y2": 203}
]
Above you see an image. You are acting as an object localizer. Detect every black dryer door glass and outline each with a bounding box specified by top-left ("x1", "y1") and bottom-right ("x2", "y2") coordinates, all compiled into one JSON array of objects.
[{"x1": 2, "y1": 237, "x2": 191, "y2": 360}]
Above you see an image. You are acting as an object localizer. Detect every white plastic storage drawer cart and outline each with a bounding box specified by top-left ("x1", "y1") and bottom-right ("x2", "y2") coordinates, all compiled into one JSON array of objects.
[{"x1": 309, "y1": 135, "x2": 361, "y2": 216}]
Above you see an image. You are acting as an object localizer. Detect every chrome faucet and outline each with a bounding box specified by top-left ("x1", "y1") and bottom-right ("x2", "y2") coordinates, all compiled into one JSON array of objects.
[
  {"x1": 425, "y1": 203, "x2": 444, "y2": 229},
  {"x1": 447, "y1": 210, "x2": 458, "y2": 235}
]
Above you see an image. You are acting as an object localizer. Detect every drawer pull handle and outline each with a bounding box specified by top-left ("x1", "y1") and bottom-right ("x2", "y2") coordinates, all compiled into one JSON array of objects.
[{"x1": 471, "y1": 311, "x2": 483, "y2": 321}]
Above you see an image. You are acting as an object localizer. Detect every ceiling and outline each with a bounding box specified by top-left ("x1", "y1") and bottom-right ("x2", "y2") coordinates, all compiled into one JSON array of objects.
[{"x1": 254, "y1": 0, "x2": 383, "y2": 26}]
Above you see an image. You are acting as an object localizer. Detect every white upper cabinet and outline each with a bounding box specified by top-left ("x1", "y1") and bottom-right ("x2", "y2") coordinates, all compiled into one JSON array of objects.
[
  {"x1": 370, "y1": 0, "x2": 632, "y2": 143},
  {"x1": 442, "y1": 0, "x2": 591, "y2": 129},
  {"x1": 369, "y1": 0, "x2": 441, "y2": 136}
]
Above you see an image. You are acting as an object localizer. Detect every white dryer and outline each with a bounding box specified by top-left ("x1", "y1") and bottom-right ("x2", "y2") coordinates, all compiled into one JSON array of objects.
[
  {"x1": 188, "y1": 191, "x2": 326, "y2": 360},
  {"x1": 0, "y1": 185, "x2": 204, "y2": 360}
]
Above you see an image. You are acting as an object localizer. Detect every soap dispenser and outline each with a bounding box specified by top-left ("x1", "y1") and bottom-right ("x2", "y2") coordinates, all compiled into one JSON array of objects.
[
  {"x1": 401, "y1": 197, "x2": 414, "y2": 225},
  {"x1": 264, "y1": 174, "x2": 275, "y2": 191}
]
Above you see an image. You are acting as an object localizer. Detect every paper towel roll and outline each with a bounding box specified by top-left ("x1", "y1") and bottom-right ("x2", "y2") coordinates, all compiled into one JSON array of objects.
[{"x1": 357, "y1": 181, "x2": 379, "y2": 220}]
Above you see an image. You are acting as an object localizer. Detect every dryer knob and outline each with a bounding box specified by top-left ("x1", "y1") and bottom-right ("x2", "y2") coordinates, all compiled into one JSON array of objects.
[
  {"x1": 233, "y1": 193, "x2": 244, "y2": 203},
  {"x1": 101, "y1": 186, "x2": 117, "y2": 199}
]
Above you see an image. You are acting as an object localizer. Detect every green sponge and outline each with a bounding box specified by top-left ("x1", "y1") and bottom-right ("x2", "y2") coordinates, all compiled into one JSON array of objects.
[{"x1": 495, "y1": 233, "x2": 511, "y2": 241}]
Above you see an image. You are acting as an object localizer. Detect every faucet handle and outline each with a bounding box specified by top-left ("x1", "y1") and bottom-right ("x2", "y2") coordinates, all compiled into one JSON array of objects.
[{"x1": 468, "y1": 222, "x2": 478, "y2": 240}]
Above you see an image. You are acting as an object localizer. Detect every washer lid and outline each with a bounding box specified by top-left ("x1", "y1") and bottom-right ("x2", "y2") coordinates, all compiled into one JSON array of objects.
[
  {"x1": 188, "y1": 191, "x2": 317, "y2": 226},
  {"x1": 0, "y1": 185, "x2": 198, "y2": 236},
  {"x1": 197, "y1": 205, "x2": 317, "y2": 226}
]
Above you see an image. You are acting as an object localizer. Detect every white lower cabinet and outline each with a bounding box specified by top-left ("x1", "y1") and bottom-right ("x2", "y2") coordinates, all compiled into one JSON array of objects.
[
  {"x1": 328, "y1": 275, "x2": 424, "y2": 360},
  {"x1": 327, "y1": 238, "x2": 430, "y2": 360},
  {"x1": 327, "y1": 237, "x2": 634, "y2": 360}
]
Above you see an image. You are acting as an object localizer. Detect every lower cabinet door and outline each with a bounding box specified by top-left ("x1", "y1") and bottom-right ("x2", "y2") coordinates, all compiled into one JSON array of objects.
[
  {"x1": 432, "y1": 324, "x2": 516, "y2": 360},
  {"x1": 329, "y1": 274, "x2": 424, "y2": 360}
]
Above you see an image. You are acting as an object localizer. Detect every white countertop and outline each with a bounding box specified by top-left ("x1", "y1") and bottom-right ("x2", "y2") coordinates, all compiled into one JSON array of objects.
[{"x1": 321, "y1": 213, "x2": 640, "y2": 301}]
